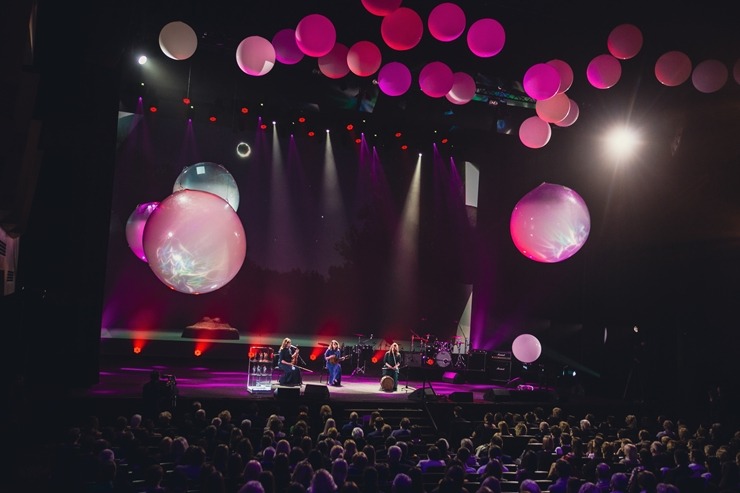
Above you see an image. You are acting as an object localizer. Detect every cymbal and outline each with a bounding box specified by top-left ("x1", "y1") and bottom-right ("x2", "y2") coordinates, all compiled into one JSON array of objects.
[{"x1": 354, "y1": 333, "x2": 365, "y2": 337}]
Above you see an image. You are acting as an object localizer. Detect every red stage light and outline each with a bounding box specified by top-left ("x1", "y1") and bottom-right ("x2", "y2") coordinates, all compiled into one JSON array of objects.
[
  {"x1": 308, "y1": 131, "x2": 315, "y2": 137},
  {"x1": 371, "y1": 357, "x2": 378, "y2": 364},
  {"x1": 346, "y1": 124, "x2": 354, "y2": 131},
  {"x1": 194, "y1": 349, "x2": 202, "y2": 357},
  {"x1": 310, "y1": 354, "x2": 317, "y2": 361},
  {"x1": 149, "y1": 105, "x2": 158, "y2": 113},
  {"x1": 133, "y1": 346, "x2": 141, "y2": 354},
  {"x1": 260, "y1": 123, "x2": 268, "y2": 130},
  {"x1": 182, "y1": 97, "x2": 191, "y2": 105},
  {"x1": 395, "y1": 132, "x2": 402, "y2": 138},
  {"x1": 209, "y1": 116, "x2": 217, "y2": 122},
  {"x1": 355, "y1": 138, "x2": 362, "y2": 144},
  {"x1": 401, "y1": 144, "x2": 408, "y2": 150},
  {"x1": 298, "y1": 116, "x2": 306, "y2": 123},
  {"x1": 240, "y1": 107, "x2": 249, "y2": 114},
  {"x1": 426, "y1": 358, "x2": 434, "y2": 366},
  {"x1": 441, "y1": 138, "x2": 449, "y2": 144}
]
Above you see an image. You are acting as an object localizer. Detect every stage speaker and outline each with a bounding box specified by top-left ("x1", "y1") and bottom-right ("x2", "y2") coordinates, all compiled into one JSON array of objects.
[
  {"x1": 274, "y1": 387, "x2": 300, "y2": 400},
  {"x1": 449, "y1": 391, "x2": 473, "y2": 403},
  {"x1": 488, "y1": 361, "x2": 511, "y2": 382},
  {"x1": 442, "y1": 371, "x2": 465, "y2": 384},
  {"x1": 467, "y1": 351, "x2": 487, "y2": 372},
  {"x1": 408, "y1": 387, "x2": 437, "y2": 402},
  {"x1": 483, "y1": 388, "x2": 510, "y2": 402},
  {"x1": 303, "y1": 384, "x2": 330, "y2": 400}
]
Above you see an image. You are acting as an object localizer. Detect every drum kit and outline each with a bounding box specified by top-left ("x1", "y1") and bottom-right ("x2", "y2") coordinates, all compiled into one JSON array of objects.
[
  {"x1": 411, "y1": 331, "x2": 468, "y2": 368},
  {"x1": 346, "y1": 333, "x2": 375, "y2": 376}
]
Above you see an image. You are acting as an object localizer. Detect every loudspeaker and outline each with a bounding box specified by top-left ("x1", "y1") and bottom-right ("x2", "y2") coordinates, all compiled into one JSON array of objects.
[
  {"x1": 467, "y1": 351, "x2": 487, "y2": 371},
  {"x1": 449, "y1": 391, "x2": 474, "y2": 403},
  {"x1": 303, "y1": 384, "x2": 330, "y2": 400},
  {"x1": 442, "y1": 371, "x2": 465, "y2": 384},
  {"x1": 274, "y1": 387, "x2": 300, "y2": 400},
  {"x1": 484, "y1": 388, "x2": 510, "y2": 402},
  {"x1": 408, "y1": 387, "x2": 437, "y2": 402},
  {"x1": 489, "y1": 361, "x2": 511, "y2": 382}
]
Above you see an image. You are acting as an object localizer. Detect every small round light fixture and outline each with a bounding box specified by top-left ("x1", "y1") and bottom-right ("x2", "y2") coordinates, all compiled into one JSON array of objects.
[{"x1": 236, "y1": 142, "x2": 252, "y2": 158}]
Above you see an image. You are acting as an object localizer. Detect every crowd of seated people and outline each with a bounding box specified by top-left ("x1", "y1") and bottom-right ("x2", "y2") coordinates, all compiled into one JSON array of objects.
[{"x1": 41, "y1": 400, "x2": 740, "y2": 493}]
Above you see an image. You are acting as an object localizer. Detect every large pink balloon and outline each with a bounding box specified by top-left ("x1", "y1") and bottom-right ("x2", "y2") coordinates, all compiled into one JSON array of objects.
[
  {"x1": 555, "y1": 99, "x2": 579, "y2": 127},
  {"x1": 523, "y1": 63, "x2": 561, "y2": 100},
  {"x1": 607, "y1": 23, "x2": 643, "y2": 60},
  {"x1": 236, "y1": 36, "x2": 276, "y2": 76},
  {"x1": 347, "y1": 41, "x2": 382, "y2": 77},
  {"x1": 587, "y1": 54, "x2": 622, "y2": 89},
  {"x1": 126, "y1": 202, "x2": 159, "y2": 262},
  {"x1": 428, "y1": 3, "x2": 466, "y2": 42},
  {"x1": 272, "y1": 28, "x2": 304, "y2": 65},
  {"x1": 512, "y1": 334, "x2": 542, "y2": 364},
  {"x1": 445, "y1": 72, "x2": 476, "y2": 104},
  {"x1": 536, "y1": 92, "x2": 571, "y2": 123},
  {"x1": 295, "y1": 14, "x2": 336, "y2": 57},
  {"x1": 547, "y1": 59, "x2": 574, "y2": 94},
  {"x1": 510, "y1": 182, "x2": 591, "y2": 263},
  {"x1": 419, "y1": 61, "x2": 454, "y2": 98},
  {"x1": 691, "y1": 59, "x2": 728, "y2": 93},
  {"x1": 318, "y1": 43, "x2": 350, "y2": 79},
  {"x1": 378, "y1": 62, "x2": 412, "y2": 96},
  {"x1": 466, "y1": 18, "x2": 505, "y2": 57},
  {"x1": 655, "y1": 51, "x2": 692, "y2": 87},
  {"x1": 518, "y1": 116, "x2": 552, "y2": 149},
  {"x1": 361, "y1": 0, "x2": 402, "y2": 16},
  {"x1": 159, "y1": 21, "x2": 197, "y2": 60},
  {"x1": 381, "y1": 7, "x2": 423, "y2": 50},
  {"x1": 143, "y1": 190, "x2": 247, "y2": 294}
]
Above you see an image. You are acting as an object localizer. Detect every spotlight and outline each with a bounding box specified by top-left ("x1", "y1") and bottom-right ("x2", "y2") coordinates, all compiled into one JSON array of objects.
[
  {"x1": 133, "y1": 346, "x2": 142, "y2": 354},
  {"x1": 395, "y1": 132, "x2": 402, "y2": 138},
  {"x1": 240, "y1": 106, "x2": 249, "y2": 114},
  {"x1": 355, "y1": 138, "x2": 361, "y2": 144},
  {"x1": 137, "y1": 55, "x2": 148, "y2": 65},
  {"x1": 182, "y1": 97, "x2": 191, "y2": 105},
  {"x1": 298, "y1": 116, "x2": 306, "y2": 123},
  {"x1": 260, "y1": 123, "x2": 268, "y2": 130},
  {"x1": 208, "y1": 115, "x2": 217, "y2": 122},
  {"x1": 371, "y1": 357, "x2": 378, "y2": 364},
  {"x1": 401, "y1": 144, "x2": 408, "y2": 150},
  {"x1": 346, "y1": 124, "x2": 354, "y2": 131},
  {"x1": 236, "y1": 142, "x2": 251, "y2": 158},
  {"x1": 441, "y1": 138, "x2": 449, "y2": 144},
  {"x1": 307, "y1": 131, "x2": 315, "y2": 137},
  {"x1": 194, "y1": 349, "x2": 202, "y2": 357},
  {"x1": 310, "y1": 354, "x2": 317, "y2": 361}
]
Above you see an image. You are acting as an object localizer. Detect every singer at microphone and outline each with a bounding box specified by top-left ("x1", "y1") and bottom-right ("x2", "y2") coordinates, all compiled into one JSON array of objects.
[{"x1": 278, "y1": 337, "x2": 303, "y2": 386}]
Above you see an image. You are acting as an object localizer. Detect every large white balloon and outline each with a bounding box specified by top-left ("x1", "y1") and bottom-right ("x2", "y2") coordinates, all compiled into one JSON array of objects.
[
  {"x1": 159, "y1": 21, "x2": 197, "y2": 60},
  {"x1": 173, "y1": 162, "x2": 240, "y2": 212},
  {"x1": 512, "y1": 334, "x2": 542, "y2": 363}
]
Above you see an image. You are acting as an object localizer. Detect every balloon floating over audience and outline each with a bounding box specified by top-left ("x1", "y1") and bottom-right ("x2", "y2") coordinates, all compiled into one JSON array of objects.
[
  {"x1": 607, "y1": 23, "x2": 643, "y2": 60},
  {"x1": 381, "y1": 7, "x2": 424, "y2": 50},
  {"x1": 173, "y1": 162, "x2": 240, "y2": 212},
  {"x1": 236, "y1": 36, "x2": 276, "y2": 76},
  {"x1": 142, "y1": 190, "x2": 247, "y2": 295},
  {"x1": 125, "y1": 202, "x2": 160, "y2": 262},
  {"x1": 510, "y1": 182, "x2": 591, "y2": 263},
  {"x1": 295, "y1": 14, "x2": 336, "y2": 57},
  {"x1": 428, "y1": 3, "x2": 466, "y2": 42},
  {"x1": 272, "y1": 28, "x2": 305, "y2": 65},
  {"x1": 655, "y1": 51, "x2": 692, "y2": 87},
  {"x1": 159, "y1": 21, "x2": 197, "y2": 60},
  {"x1": 512, "y1": 333, "x2": 542, "y2": 363}
]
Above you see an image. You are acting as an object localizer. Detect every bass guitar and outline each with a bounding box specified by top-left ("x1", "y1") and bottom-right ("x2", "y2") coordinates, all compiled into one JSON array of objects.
[{"x1": 327, "y1": 354, "x2": 350, "y2": 365}]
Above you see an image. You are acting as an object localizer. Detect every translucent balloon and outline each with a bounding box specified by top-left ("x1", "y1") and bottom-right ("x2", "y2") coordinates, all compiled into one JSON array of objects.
[
  {"x1": 347, "y1": 41, "x2": 382, "y2": 77},
  {"x1": 466, "y1": 18, "x2": 505, "y2": 57},
  {"x1": 295, "y1": 14, "x2": 336, "y2": 57},
  {"x1": 381, "y1": 7, "x2": 423, "y2": 50},
  {"x1": 236, "y1": 36, "x2": 276, "y2": 76},
  {"x1": 655, "y1": 51, "x2": 692, "y2": 87},
  {"x1": 419, "y1": 61, "x2": 454, "y2": 98},
  {"x1": 587, "y1": 54, "x2": 622, "y2": 89},
  {"x1": 272, "y1": 28, "x2": 304, "y2": 65},
  {"x1": 143, "y1": 190, "x2": 247, "y2": 295},
  {"x1": 126, "y1": 202, "x2": 160, "y2": 262},
  {"x1": 510, "y1": 182, "x2": 591, "y2": 263},
  {"x1": 428, "y1": 3, "x2": 466, "y2": 42},
  {"x1": 378, "y1": 62, "x2": 412, "y2": 96},
  {"x1": 536, "y1": 92, "x2": 571, "y2": 123},
  {"x1": 691, "y1": 59, "x2": 728, "y2": 93},
  {"x1": 523, "y1": 63, "x2": 561, "y2": 101},
  {"x1": 547, "y1": 59, "x2": 574, "y2": 94},
  {"x1": 318, "y1": 43, "x2": 350, "y2": 79},
  {"x1": 173, "y1": 162, "x2": 240, "y2": 211},
  {"x1": 555, "y1": 99, "x2": 579, "y2": 128},
  {"x1": 518, "y1": 116, "x2": 551, "y2": 149},
  {"x1": 607, "y1": 23, "x2": 643, "y2": 60},
  {"x1": 361, "y1": 0, "x2": 402, "y2": 16},
  {"x1": 512, "y1": 334, "x2": 542, "y2": 364},
  {"x1": 159, "y1": 21, "x2": 197, "y2": 60},
  {"x1": 445, "y1": 72, "x2": 476, "y2": 104}
]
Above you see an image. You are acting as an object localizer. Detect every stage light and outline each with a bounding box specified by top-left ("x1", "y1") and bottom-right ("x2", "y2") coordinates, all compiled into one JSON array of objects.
[
  {"x1": 310, "y1": 354, "x2": 317, "y2": 361},
  {"x1": 208, "y1": 115, "x2": 217, "y2": 122},
  {"x1": 298, "y1": 116, "x2": 306, "y2": 123},
  {"x1": 236, "y1": 142, "x2": 251, "y2": 158},
  {"x1": 355, "y1": 138, "x2": 361, "y2": 144},
  {"x1": 346, "y1": 123, "x2": 354, "y2": 131},
  {"x1": 240, "y1": 106, "x2": 249, "y2": 114},
  {"x1": 441, "y1": 138, "x2": 449, "y2": 144},
  {"x1": 395, "y1": 132, "x2": 402, "y2": 138},
  {"x1": 326, "y1": 129, "x2": 330, "y2": 133},
  {"x1": 401, "y1": 144, "x2": 408, "y2": 150},
  {"x1": 148, "y1": 104, "x2": 158, "y2": 113},
  {"x1": 182, "y1": 97, "x2": 191, "y2": 105},
  {"x1": 260, "y1": 123, "x2": 268, "y2": 130},
  {"x1": 426, "y1": 357, "x2": 434, "y2": 366},
  {"x1": 138, "y1": 55, "x2": 148, "y2": 65},
  {"x1": 371, "y1": 356, "x2": 378, "y2": 364},
  {"x1": 194, "y1": 349, "x2": 202, "y2": 357},
  {"x1": 133, "y1": 346, "x2": 142, "y2": 354},
  {"x1": 308, "y1": 131, "x2": 315, "y2": 137}
]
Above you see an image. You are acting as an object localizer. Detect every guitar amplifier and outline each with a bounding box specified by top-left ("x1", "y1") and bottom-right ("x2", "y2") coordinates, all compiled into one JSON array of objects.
[
  {"x1": 489, "y1": 351, "x2": 512, "y2": 361},
  {"x1": 467, "y1": 350, "x2": 487, "y2": 371},
  {"x1": 488, "y1": 351, "x2": 512, "y2": 381}
]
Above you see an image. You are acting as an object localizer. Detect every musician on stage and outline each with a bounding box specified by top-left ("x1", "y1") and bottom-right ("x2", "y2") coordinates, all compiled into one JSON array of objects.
[
  {"x1": 324, "y1": 339, "x2": 343, "y2": 387},
  {"x1": 278, "y1": 337, "x2": 303, "y2": 386},
  {"x1": 382, "y1": 342, "x2": 401, "y2": 391}
]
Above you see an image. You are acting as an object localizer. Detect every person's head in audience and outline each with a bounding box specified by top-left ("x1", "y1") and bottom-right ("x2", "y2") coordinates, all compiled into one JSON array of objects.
[
  {"x1": 427, "y1": 446, "x2": 442, "y2": 461},
  {"x1": 289, "y1": 446, "x2": 306, "y2": 468},
  {"x1": 292, "y1": 460, "x2": 315, "y2": 489},
  {"x1": 609, "y1": 472, "x2": 628, "y2": 492},
  {"x1": 479, "y1": 475, "x2": 502, "y2": 493},
  {"x1": 330, "y1": 444, "x2": 344, "y2": 461},
  {"x1": 382, "y1": 424, "x2": 393, "y2": 438},
  {"x1": 519, "y1": 479, "x2": 541, "y2": 493},
  {"x1": 457, "y1": 447, "x2": 472, "y2": 466},
  {"x1": 655, "y1": 484, "x2": 679, "y2": 493},
  {"x1": 483, "y1": 458, "x2": 503, "y2": 479},
  {"x1": 392, "y1": 473, "x2": 413, "y2": 493},
  {"x1": 331, "y1": 458, "x2": 348, "y2": 486},
  {"x1": 239, "y1": 479, "x2": 266, "y2": 493},
  {"x1": 339, "y1": 481, "x2": 360, "y2": 493},
  {"x1": 309, "y1": 468, "x2": 337, "y2": 493},
  {"x1": 578, "y1": 482, "x2": 599, "y2": 493},
  {"x1": 637, "y1": 470, "x2": 658, "y2": 493},
  {"x1": 388, "y1": 445, "x2": 402, "y2": 463},
  {"x1": 351, "y1": 427, "x2": 364, "y2": 442}
]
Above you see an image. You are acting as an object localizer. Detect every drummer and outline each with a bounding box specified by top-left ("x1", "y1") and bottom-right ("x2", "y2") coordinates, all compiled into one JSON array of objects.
[{"x1": 381, "y1": 342, "x2": 401, "y2": 391}]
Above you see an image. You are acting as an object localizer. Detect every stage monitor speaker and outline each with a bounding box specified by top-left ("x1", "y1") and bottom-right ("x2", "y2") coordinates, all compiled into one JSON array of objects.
[
  {"x1": 449, "y1": 391, "x2": 473, "y2": 403},
  {"x1": 484, "y1": 388, "x2": 510, "y2": 402},
  {"x1": 303, "y1": 384, "x2": 330, "y2": 400},
  {"x1": 408, "y1": 387, "x2": 437, "y2": 402},
  {"x1": 274, "y1": 387, "x2": 300, "y2": 400},
  {"x1": 442, "y1": 371, "x2": 465, "y2": 384}
]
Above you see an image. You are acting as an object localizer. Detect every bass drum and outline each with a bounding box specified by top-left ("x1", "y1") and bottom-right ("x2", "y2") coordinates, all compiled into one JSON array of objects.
[
  {"x1": 380, "y1": 375, "x2": 395, "y2": 392},
  {"x1": 435, "y1": 350, "x2": 452, "y2": 367}
]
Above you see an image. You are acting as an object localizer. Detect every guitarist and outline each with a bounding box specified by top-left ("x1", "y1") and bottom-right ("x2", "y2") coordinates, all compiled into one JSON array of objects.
[
  {"x1": 278, "y1": 338, "x2": 303, "y2": 386},
  {"x1": 324, "y1": 339, "x2": 345, "y2": 387}
]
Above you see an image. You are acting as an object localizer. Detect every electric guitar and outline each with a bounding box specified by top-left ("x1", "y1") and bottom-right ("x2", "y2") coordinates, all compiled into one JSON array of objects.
[{"x1": 327, "y1": 354, "x2": 350, "y2": 364}]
